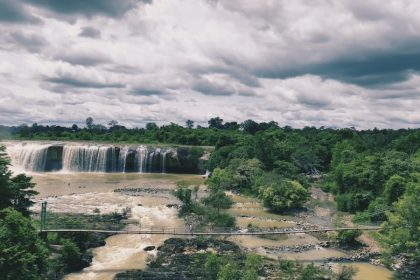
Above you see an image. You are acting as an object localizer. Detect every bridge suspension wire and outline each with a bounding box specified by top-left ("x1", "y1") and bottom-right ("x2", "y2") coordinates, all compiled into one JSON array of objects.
[
  {"x1": 40, "y1": 226, "x2": 382, "y2": 236},
  {"x1": 37, "y1": 202, "x2": 384, "y2": 236}
]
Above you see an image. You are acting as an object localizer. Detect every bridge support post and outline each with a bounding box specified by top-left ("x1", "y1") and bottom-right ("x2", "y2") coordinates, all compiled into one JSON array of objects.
[{"x1": 40, "y1": 201, "x2": 47, "y2": 240}]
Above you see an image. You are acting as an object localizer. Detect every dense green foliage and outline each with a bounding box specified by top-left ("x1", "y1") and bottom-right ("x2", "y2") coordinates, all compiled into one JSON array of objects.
[
  {"x1": 0, "y1": 208, "x2": 49, "y2": 280},
  {"x1": 116, "y1": 237, "x2": 349, "y2": 280},
  {"x1": 381, "y1": 181, "x2": 420, "y2": 264},
  {"x1": 257, "y1": 174, "x2": 308, "y2": 212},
  {"x1": 173, "y1": 181, "x2": 235, "y2": 228},
  {"x1": 336, "y1": 230, "x2": 362, "y2": 246},
  {"x1": 0, "y1": 146, "x2": 50, "y2": 279},
  {"x1": 0, "y1": 146, "x2": 38, "y2": 215}
]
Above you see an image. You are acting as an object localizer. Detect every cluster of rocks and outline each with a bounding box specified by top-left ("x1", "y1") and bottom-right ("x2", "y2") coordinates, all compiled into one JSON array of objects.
[
  {"x1": 165, "y1": 204, "x2": 180, "y2": 209},
  {"x1": 263, "y1": 241, "x2": 331, "y2": 254},
  {"x1": 393, "y1": 260, "x2": 420, "y2": 280},
  {"x1": 114, "y1": 187, "x2": 174, "y2": 198},
  {"x1": 114, "y1": 187, "x2": 173, "y2": 194},
  {"x1": 326, "y1": 250, "x2": 381, "y2": 263}
]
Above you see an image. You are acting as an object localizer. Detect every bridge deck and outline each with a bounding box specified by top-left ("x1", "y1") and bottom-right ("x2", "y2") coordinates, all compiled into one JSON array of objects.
[{"x1": 40, "y1": 226, "x2": 382, "y2": 236}]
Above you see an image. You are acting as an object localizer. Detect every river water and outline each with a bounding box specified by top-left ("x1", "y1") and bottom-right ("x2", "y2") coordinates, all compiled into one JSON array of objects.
[
  {"x1": 27, "y1": 173, "x2": 393, "y2": 280},
  {"x1": 30, "y1": 173, "x2": 200, "y2": 280}
]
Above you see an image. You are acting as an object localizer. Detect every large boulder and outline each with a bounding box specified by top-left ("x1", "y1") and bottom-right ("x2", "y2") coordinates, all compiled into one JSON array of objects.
[{"x1": 45, "y1": 145, "x2": 63, "y2": 171}]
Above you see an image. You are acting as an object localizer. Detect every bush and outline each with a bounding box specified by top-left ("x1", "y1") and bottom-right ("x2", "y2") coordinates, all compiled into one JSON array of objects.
[
  {"x1": 337, "y1": 230, "x2": 362, "y2": 245},
  {"x1": 336, "y1": 266, "x2": 356, "y2": 280},
  {"x1": 205, "y1": 208, "x2": 235, "y2": 228},
  {"x1": 59, "y1": 239, "x2": 89, "y2": 272},
  {"x1": 258, "y1": 178, "x2": 308, "y2": 212}
]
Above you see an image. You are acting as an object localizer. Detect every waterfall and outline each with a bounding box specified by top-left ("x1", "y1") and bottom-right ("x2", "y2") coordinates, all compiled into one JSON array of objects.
[
  {"x1": 148, "y1": 151, "x2": 155, "y2": 173},
  {"x1": 118, "y1": 146, "x2": 129, "y2": 172},
  {"x1": 135, "y1": 146, "x2": 147, "y2": 173},
  {"x1": 63, "y1": 145, "x2": 110, "y2": 172},
  {"x1": 161, "y1": 150, "x2": 167, "y2": 173},
  {"x1": 4, "y1": 142, "x2": 180, "y2": 174},
  {"x1": 7, "y1": 143, "x2": 51, "y2": 172}
]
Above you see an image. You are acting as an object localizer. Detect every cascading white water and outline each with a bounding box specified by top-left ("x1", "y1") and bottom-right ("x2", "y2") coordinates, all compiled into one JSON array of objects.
[
  {"x1": 63, "y1": 145, "x2": 111, "y2": 172},
  {"x1": 134, "y1": 146, "x2": 147, "y2": 173},
  {"x1": 161, "y1": 150, "x2": 167, "y2": 173},
  {"x1": 5, "y1": 142, "x2": 173, "y2": 174},
  {"x1": 7, "y1": 143, "x2": 51, "y2": 172},
  {"x1": 118, "y1": 146, "x2": 130, "y2": 172}
]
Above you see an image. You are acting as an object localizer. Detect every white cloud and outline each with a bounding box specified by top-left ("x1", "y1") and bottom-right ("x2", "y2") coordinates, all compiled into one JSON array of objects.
[{"x1": 0, "y1": 0, "x2": 419, "y2": 129}]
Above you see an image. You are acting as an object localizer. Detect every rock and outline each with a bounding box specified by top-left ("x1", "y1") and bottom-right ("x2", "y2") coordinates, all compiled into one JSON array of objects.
[
  {"x1": 144, "y1": 246, "x2": 156, "y2": 251},
  {"x1": 166, "y1": 204, "x2": 179, "y2": 208}
]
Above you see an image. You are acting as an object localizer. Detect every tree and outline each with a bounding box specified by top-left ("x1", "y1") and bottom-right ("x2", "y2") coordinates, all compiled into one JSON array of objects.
[
  {"x1": 298, "y1": 263, "x2": 327, "y2": 280},
  {"x1": 172, "y1": 182, "x2": 193, "y2": 216},
  {"x1": 202, "y1": 189, "x2": 233, "y2": 212},
  {"x1": 0, "y1": 208, "x2": 49, "y2": 279},
  {"x1": 59, "y1": 239, "x2": 87, "y2": 272},
  {"x1": 229, "y1": 158, "x2": 263, "y2": 191},
  {"x1": 0, "y1": 146, "x2": 13, "y2": 210},
  {"x1": 383, "y1": 175, "x2": 406, "y2": 204},
  {"x1": 206, "y1": 168, "x2": 234, "y2": 191},
  {"x1": 0, "y1": 146, "x2": 38, "y2": 215},
  {"x1": 258, "y1": 177, "x2": 308, "y2": 212},
  {"x1": 71, "y1": 124, "x2": 79, "y2": 131},
  {"x1": 223, "y1": 122, "x2": 240, "y2": 130},
  {"x1": 9, "y1": 174, "x2": 38, "y2": 216},
  {"x1": 241, "y1": 119, "x2": 259, "y2": 134},
  {"x1": 242, "y1": 253, "x2": 262, "y2": 280},
  {"x1": 208, "y1": 117, "x2": 224, "y2": 129},
  {"x1": 186, "y1": 120, "x2": 194, "y2": 129},
  {"x1": 337, "y1": 230, "x2": 362, "y2": 246},
  {"x1": 204, "y1": 253, "x2": 224, "y2": 279},
  {"x1": 146, "y1": 122, "x2": 158, "y2": 130},
  {"x1": 382, "y1": 182, "x2": 420, "y2": 264},
  {"x1": 85, "y1": 117, "x2": 94, "y2": 129},
  {"x1": 108, "y1": 120, "x2": 118, "y2": 128},
  {"x1": 217, "y1": 262, "x2": 239, "y2": 280}
]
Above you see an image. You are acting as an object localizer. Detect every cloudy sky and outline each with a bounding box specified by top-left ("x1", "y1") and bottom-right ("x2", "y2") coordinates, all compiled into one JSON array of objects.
[{"x1": 0, "y1": 0, "x2": 420, "y2": 129}]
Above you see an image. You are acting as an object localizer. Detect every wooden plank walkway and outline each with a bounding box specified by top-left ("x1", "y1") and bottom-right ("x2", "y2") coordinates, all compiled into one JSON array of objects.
[{"x1": 40, "y1": 226, "x2": 382, "y2": 236}]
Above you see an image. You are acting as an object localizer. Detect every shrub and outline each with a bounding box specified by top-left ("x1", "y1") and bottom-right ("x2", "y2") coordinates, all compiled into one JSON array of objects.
[
  {"x1": 337, "y1": 230, "x2": 362, "y2": 245},
  {"x1": 258, "y1": 179, "x2": 308, "y2": 212}
]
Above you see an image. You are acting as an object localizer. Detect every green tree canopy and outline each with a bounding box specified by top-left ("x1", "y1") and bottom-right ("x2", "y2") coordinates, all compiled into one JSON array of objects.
[
  {"x1": 257, "y1": 175, "x2": 308, "y2": 212},
  {"x1": 382, "y1": 182, "x2": 420, "y2": 264},
  {"x1": 383, "y1": 175, "x2": 407, "y2": 204},
  {"x1": 0, "y1": 208, "x2": 49, "y2": 279},
  {"x1": 0, "y1": 146, "x2": 38, "y2": 215}
]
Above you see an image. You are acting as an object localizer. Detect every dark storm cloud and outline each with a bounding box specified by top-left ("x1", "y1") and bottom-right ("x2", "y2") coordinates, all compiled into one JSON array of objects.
[
  {"x1": 258, "y1": 50, "x2": 420, "y2": 88},
  {"x1": 5, "y1": 31, "x2": 48, "y2": 52},
  {"x1": 193, "y1": 79, "x2": 234, "y2": 96},
  {"x1": 58, "y1": 51, "x2": 110, "y2": 66},
  {"x1": 23, "y1": 0, "x2": 152, "y2": 18},
  {"x1": 0, "y1": 0, "x2": 41, "y2": 23},
  {"x1": 130, "y1": 87, "x2": 169, "y2": 96},
  {"x1": 45, "y1": 75, "x2": 125, "y2": 89},
  {"x1": 79, "y1": 26, "x2": 101, "y2": 39}
]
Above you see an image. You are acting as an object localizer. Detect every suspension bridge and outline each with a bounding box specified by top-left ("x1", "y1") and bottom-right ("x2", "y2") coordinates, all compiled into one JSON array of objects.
[{"x1": 38, "y1": 202, "x2": 383, "y2": 236}]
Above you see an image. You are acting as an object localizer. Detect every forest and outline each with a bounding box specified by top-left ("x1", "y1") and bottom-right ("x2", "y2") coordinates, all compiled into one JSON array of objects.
[{"x1": 1, "y1": 117, "x2": 419, "y2": 278}]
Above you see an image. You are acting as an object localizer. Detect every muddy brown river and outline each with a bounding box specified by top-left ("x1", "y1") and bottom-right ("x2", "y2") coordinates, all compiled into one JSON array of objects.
[{"x1": 27, "y1": 173, "x2": 393, "y2": 280}]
